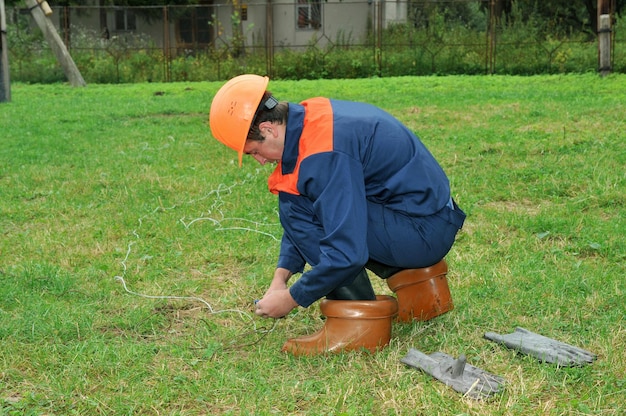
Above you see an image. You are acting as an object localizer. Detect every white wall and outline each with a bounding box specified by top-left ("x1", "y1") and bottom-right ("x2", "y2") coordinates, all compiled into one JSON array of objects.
[{"x1": 47, "y1": 0, "x2": 407, "y2": 51}]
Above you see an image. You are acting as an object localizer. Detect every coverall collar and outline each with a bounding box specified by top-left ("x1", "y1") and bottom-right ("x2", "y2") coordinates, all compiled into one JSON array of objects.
[{"x1": 281, "y1": 103, "x2": 305, "y2": 175}]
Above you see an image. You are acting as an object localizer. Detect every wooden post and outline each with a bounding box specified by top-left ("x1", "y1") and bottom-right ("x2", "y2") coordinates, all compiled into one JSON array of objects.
[
  {"x1": 598, "y1": 14, "x2": 611, "y2": 76},
  {"x1": 25, "y1": 0, "x2": 86, "y2": 86},
  {"x1": 0, "y1": 0, "x2": 10, "y2": 102}
]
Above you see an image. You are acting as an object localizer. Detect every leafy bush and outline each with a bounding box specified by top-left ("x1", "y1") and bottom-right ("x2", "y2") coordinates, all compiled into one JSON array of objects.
[{"x1": 6, "y1": 10, "x2": 623, "y2": 83}]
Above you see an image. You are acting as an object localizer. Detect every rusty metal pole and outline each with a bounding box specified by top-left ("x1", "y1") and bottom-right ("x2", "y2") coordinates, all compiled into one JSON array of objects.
[
  {"x1": 266, "y1": 0, "x2": 273, "y2": 77},
  {"x1": 376, "y1": 0, "x2": 382, "y2": 77},
  {"x1": 486, "y1": 0, "x2": 495, "y2": 74},
  {"x1": 163, "y1": 6, "x2": 170, "y2": 82}
]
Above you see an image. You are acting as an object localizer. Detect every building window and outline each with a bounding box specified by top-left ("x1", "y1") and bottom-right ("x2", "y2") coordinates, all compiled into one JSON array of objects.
[
  {"x1": 297, "y1": 0, "x2": 321, "y2": 30},
  {"x1": 178, "y1": 5, "x2": 213, "y2": 46},
  {"x1": 115, "y1": 9, "x2": 136, "y2": 32}
]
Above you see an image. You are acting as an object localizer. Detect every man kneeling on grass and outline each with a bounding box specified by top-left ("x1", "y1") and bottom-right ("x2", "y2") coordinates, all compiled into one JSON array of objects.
[{"x1": 208, "y1": 75, "x2": 466, "y2": 356}]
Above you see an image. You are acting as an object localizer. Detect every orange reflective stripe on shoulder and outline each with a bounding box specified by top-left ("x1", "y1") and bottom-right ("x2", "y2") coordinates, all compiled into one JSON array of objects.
[{"x1": 268, "y1": 98, "x2": 334, "y2": 195}]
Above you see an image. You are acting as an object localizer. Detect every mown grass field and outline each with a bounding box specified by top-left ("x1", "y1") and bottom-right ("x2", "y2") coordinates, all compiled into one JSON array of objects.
[{"x1": 1, "y1": 74, "x2": 624, "y2": 415}]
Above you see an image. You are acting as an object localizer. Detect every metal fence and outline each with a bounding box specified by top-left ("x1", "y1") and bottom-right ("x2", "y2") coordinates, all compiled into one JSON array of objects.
[{"x1": 8, "y1": 0, "x2": 623, "y2": 83}]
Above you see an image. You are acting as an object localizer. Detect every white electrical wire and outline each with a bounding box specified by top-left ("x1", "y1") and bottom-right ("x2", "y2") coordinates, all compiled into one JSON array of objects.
[
  {"x1": 112, "y1": 180, "x2": 281, "y2": 335},
  {"x1": 114, "y1": 274, "x2": 276, "y2": 334}
]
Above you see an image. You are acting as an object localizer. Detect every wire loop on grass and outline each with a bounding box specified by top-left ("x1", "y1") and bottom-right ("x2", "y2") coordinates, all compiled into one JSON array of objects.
[
  {"x1": 112, "y1": 181, "x2": 282, "y2": 340},
  {"x1": 114, "y1": 274, "x2": 278, "y2": 335}
]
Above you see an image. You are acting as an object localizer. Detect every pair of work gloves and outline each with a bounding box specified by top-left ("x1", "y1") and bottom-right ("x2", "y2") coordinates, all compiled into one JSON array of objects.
[{"x1": 402, "y1": 327, "x2": 596, "y2": 400}]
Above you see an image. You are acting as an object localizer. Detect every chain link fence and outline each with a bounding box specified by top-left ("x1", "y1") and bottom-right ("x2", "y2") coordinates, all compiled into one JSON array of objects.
[{"x1": 6, "y1": 0, "x2": 624, "y2": 83}]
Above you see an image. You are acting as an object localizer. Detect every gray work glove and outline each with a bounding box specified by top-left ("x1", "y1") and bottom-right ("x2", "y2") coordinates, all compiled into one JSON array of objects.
[
  {"x1": 401, "y1": 349, "x2": 505, "y2": 399},
  {"x1": 484, "y1": 327, "x2": 597, "y2": 367}
]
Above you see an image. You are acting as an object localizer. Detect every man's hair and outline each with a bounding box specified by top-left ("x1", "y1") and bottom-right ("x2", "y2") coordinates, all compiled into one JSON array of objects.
[{"x1": 247, "y1": 91, "x2": 289, "y2": 142}]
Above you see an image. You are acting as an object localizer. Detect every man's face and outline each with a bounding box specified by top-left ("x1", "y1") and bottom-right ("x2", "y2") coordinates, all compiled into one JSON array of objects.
[{"x1": 243, "y1": 123, "x2": 284, "y2": 165}]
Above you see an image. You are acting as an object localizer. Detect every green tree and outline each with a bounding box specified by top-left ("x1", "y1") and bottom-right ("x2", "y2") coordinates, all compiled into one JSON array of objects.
[{"x1": 490, "y1": 0, "x2": 625, "y2": 35}]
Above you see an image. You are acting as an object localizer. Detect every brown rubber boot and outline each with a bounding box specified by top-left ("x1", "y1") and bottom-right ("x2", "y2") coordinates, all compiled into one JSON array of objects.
[
  {"x1": 282, "y1": 295, "x2": 398, "y2": 356},
  {"x1": 386, "y1": 259, "x2": 453, "y2": 322}
]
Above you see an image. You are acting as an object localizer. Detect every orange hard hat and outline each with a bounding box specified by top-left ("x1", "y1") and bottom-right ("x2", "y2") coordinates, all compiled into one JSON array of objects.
[{"x1": 209, "y1": 74, "x2": 269, "y2": 166}]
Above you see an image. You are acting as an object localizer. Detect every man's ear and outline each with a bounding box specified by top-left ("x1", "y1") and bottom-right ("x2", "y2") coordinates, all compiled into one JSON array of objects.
[{"x1": 258, "y1": 121, "x2": 275, "y2": 137}]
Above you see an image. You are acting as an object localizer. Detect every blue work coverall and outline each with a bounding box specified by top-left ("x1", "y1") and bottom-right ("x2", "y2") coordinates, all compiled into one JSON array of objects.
[{"x1": 268, "y1": 98, "x2": 466, "y2": 308}]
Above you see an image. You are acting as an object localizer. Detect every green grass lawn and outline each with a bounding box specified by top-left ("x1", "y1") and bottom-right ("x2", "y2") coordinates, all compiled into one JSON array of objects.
[{"x1": 1, "y1": 74, "x2": 624, "y2": 415}]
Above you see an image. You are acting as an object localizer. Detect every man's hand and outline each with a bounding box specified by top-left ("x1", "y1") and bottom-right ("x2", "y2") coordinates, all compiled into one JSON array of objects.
[
  {"x1": 255, "y1": 288, "x2": 299, "y2": 318},
  {"x1": 266, "y1": 267, "x2": 292, "y2": 292}
]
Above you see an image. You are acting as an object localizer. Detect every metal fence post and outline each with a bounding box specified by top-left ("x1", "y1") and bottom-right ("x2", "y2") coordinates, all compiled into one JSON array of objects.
[
  {"x1": 163, "y1": 5, "x2": 171, "y2": 82},
  {"x1": 486, "y1": 0, "x2": 496, "y2": 75},
  {"x1": 266, "y1": 0, "x2": 273, "y2": 77},
  {"x1": 376, "y1": 0, "x2": 382, "y2": 77}
]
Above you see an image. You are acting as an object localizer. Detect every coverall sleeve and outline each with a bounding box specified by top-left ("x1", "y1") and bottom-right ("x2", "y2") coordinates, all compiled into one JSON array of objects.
[
  {"x1": 277, "y1": 233, "x2": 306, "y2": 274},
  {"x1": 287, "y1": 152, "x2": 369, "y2": 307}
]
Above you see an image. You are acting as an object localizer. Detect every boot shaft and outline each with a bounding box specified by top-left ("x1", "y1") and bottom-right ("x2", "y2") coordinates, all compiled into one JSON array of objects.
[
  {"x1": 282, "y1": 295, "x2": 398, "y2": 356},
  {"x1": 386, "y1": 260, "x2": 453, "y2": 322}
]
